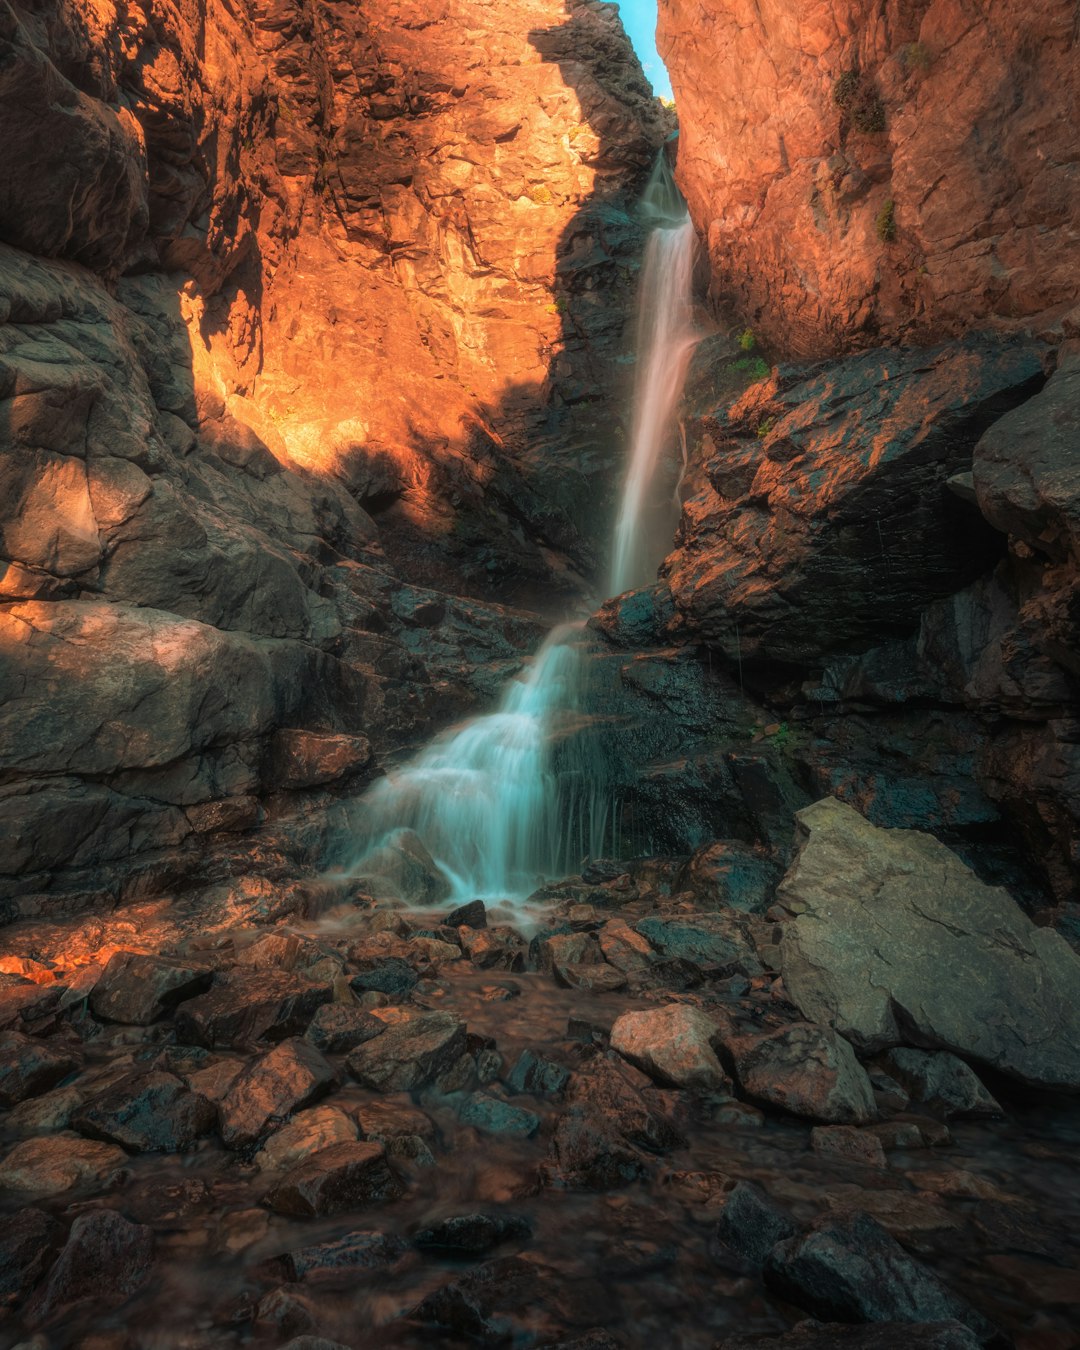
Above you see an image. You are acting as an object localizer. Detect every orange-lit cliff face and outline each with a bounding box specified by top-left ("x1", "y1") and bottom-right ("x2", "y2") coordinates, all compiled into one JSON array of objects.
[
  {"x1": 0, "y1": 0, "x2": 666, "y2": 914},
  {"x1": 656, "y1": 0, "x2": 1080, "y2": 356}
]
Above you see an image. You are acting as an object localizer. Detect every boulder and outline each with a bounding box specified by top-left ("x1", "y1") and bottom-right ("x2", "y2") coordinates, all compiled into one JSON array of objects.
[
  {"x1": 0, "y1": 1134, "x2": 127, "y2": 1197},
  {"x1": 88, "y1": 952, "x2": 212, "y2": 1025},
  {"x1": 305, "y1": 1004, "x2": 387, "y2": 1054},
  {"x1": 73, "y1": 1069, "x2": 216, "y2": 1153},
  {"x1": 271, "y1": 728, "x2": 372, "y2": 789},
  {"x1": 731, "y1": 1022, "x2": 877, "y2": 1124},
  {"x1": 634, "y1": 913, "x2": 760, "y2": 972},
  {"x1": 713, "y1": 1180, "x2": 799, "y2": 1268},
  {"x1": 174, "y1": 971, "x2": 333, "y2": 1048},
  {"x1": 0, "y1": 1207, "x2": 64, "y2": 1312},
  {"x1": 777, "y1": 798, "x2": 1080, "y2": 1089},
  {"x1": 458, "y1": 1092, "x2": 540, "y2": 1138},
  {"x1": 255, "y1": 1105, "x2": 358, "y2": 1172},
  {"x1": 610, "y1": 1004, "x2": 730, "y2": 1092},
  {"x1": 507, "y1": 1049, "x2": 570, "y2": 1097},
  {"x1": 0, "y1": 1032, "x2": 80, "y2": 1107},
  {"x1": 265, "y1": 1141, "x2": 404, "y2": 1218},
  {"x1": 27, "y1": 1209, "x2": 153, "y2": 1325},
  {"x1": 345, "y1": 1012, "x2": 466, "y2": 1091},
  {"x1": 447, "y1": 899, "x2": 487, "y2": 929},
  {"x1": 280, "y1": 1230, "x2": 408, "y2": 1282},
  {"x1": 218, "y1": 1038, "x2": 337, "y2": 1149},
  {"x1": 764, "y1": 1212, "x2": 997, "y2": 1343},
  {"x1": 413, "y1": 1212, "x2": 532, "y2": 1255},
  {"x1": 880, "y1": 1049, "x2": 1002, "y2": 1119}
]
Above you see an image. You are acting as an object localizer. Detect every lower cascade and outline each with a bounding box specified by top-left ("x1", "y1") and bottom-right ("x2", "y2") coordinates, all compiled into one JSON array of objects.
[{"x1": 349, "y1": 152, "x2": 698, "y2": 902}]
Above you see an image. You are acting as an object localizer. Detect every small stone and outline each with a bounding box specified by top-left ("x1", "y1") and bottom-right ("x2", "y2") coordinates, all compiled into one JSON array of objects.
[
  {"x1": 255, "y1": 1105, "x2": 358, "y2": 1172},
  {"x1": 458, "y1": 1091, "x2": 540, "y2": 1138},
  {"x1": 266, "y1": 1141, "x2": 404, "y2": 1217},
  {"x1": 346, "y1": 1012, "x2": 466, "y2": 1091},
  {"x1": 531, "y1": 931, "x2": 602, "y2": 975},
  {"x1": 253, "y1": 1285, "x2": 319, "y2": 1339},
  {"x1": 447, "y1": 899, "x2": 487, "y2": 929},
  {"x1": 610, "y1": 1004, "x2": 730, "y2": 1092},
  {"x1": 555, "y1": 963, "x2": 628, "y2": 992},
  {"x1": 598, "y1": 919, "x2": 654, "y2": 972},
  {"x1": 811, "y1": 1125, "x2": 888, "y2": 1168},
  {"x1": 27, "y1": 1209, "x2": 153, "y2": 1324},
  {"x1": 281, "y1": 1230, "x2": 408, "y2": 1281},
  {"x1": 219, "y1": 1038, "x2": 337, "y2": 1149},
  {"x1": 73, "y1": 1069, "x2": 216, "y2": 1153},
  {"x1": 0, "y1": 1134, "x2": 127, "y2": 1197},
  {"x1": 0, "y1": 1032, "x2": 80, "y2": 1107},
  {"x1": 868, "y1": 1121, "x2": 927, "y2": 1151},
  {"x1": 480, "y1": 983, "x2": 520, "y2": 1002},
  {"x1": 507, "y1": 1049, "x2": 569, "y2": 1096},
  {"x1": 174, "y1": 971, "x2": 332, "y2": 1048},
  {"x1": 412, "y1": 1212, "x2": 532, "y2": 1254},
  {"x1": 88, "y1": 952, "x2": 212, "y2": 1026},
  {"x1": 304, "y1": 1003, "x2": 387, "y2": 1053},
  {"x1": 349, "y1": 957, "x2": 418, "y2": 998},
  {"x1": 0, "y1": 1208, "x2": 64, "y2": 1311},
  {"x1": 714, "y1": 1180, "x2": 799, "y2": 1267},
  {"x1": 386, "y1": 1134, "x2": 436, "y2": 1167},
  {"x1": 460, "y1": 925, "x2": 526, "y2": 971},
  {"x1": 352, "y1": 1097, "x2": 435, "y2": 1143}
]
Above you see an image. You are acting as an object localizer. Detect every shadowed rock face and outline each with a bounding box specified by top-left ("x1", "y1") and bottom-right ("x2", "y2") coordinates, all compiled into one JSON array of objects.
[
  {"x1": 0, "y1": 0, "x2": 666, "y2": 915},
  {"x1": 656, "y1": 0, "x2": 1080, "y2": 355}
]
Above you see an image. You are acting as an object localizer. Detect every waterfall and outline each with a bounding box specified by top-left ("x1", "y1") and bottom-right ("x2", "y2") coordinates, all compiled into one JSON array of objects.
[
  {"x1": 347, "y1": 151, "x2": 696, "y2": 903},
  {"x1": 610, "y1": 154, "x2": 699, "y2": 596}
]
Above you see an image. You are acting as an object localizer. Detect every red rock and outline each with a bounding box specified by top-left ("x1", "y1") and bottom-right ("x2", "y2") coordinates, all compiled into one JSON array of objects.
[
  {"x1": 265, "y1": 1141, "x2": 404, "y2": 1217},
  {"x1": 219, "y1": 1039, "x2": 337, "y2": 1149},
  {"x1": 272, "y1": 729, "x2": 372, "y2": 789}
]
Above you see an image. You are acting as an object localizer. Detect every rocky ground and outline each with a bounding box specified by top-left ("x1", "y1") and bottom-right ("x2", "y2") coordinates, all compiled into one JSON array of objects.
[{"x1": 3, "y1": 803, "x2": 1080, "y2": 1350}]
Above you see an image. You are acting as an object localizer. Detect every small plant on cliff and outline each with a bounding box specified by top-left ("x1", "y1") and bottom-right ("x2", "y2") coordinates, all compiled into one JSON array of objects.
[
  {"x1": 901, "y1": 41, "x2": 932, "y2": 74},
  {"x1": 756, "y1": 415, "x2": 776, "y2": 440},
  {"x1": 734, "y1": 355, "x2": 770, "y2": 382},
  {"x1": 737, "y1": 327, "x2": 757, "y2": 352},
  {"x1": 527, "y1": 184, "x2": 554, "y2": 205},
  {"x1": 833, "y1": 69, "x2": 886, "y2": 135},
  {"x1": 876, "y1": 198, "x2": 897, "y2": 243}
]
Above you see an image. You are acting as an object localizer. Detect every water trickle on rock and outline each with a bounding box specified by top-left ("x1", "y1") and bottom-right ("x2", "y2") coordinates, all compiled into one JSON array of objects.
[{"x1": 349, "y1": 153, "x2": 697, "y2": 902}]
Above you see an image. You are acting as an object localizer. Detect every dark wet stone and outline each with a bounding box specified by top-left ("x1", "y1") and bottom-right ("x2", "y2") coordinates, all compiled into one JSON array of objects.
[
  {"x1": 530, "y1": 929, "x2": 601, "y2": 975},
  {"x1": 555, "y1": 962, "x2": 627, "y2": 992},
  {"x1": 0, "y1": 1031, "x2": 80, "y2": 1107},
  {"x1": 346, "y1": 1012, "x2": 466, "y2": 1091},
  {"x1": 0, "y1": 1207, "x2": 64, "y2": 1311},
  {"x1": 720, "y1": 1322, "x2": 983, "y2": 1348},
  {"x1": 27, "y1": 1209, "x2": 153, "y2": 1326},
  {"x1": 507, "y1": 1049, "x2": 570, "y2": 1096},
  {"x1": 349, "y1": 957, "x2": 419, "y2": 998},
  {"x1": 304, "y1": 1003, "x2": 387, "y2": 1054},
  {"x1": 253, "y1": 1285, "x2": 320, "y2": 1339},
  {"x1": 447, "y1": 899, "x2": 488, "y2": 929},
  {"x1": 266, "y1": 1141, "x2": 404, "y2": 1217},
  {"x1": 764, "y1": 1211, "x2": 1000, "y2": 1343},
  {"x1": 73, "y1": 1069, "x2": 216, "y2": 1153},
  {"x1": 173, "y1": 970, "x2": 333, "y2": 1048},
  {"x1": 880, "y1": 1049, "x2": 1002, "y2": 1119},
  {"x1": 281, "y1": 1230, "x2": 408, "y2": 1281},
  {"x1": 811, "y1": 1125, "x2": 888, "y2": 1168},
  {"x1": 353, "y1": 1096, "x2": 435, "y2": 1143},
  {"x1": 411, "y1": 1255, "x2": 608, "y2": 1342},
  {"x1": 0, "y1": 979, "x2": 64, "y2": 1032},
  {"x1": 88, "y1": 952, "x2": 213, "y2": 1025},
  {"x1": 459, "y1": 925, "x2": 527, "y2": 971},
  {"x1": 458, "y1": 1091, "x2": 540, "y2": 1137},
  {"x1": 219, "y1": 1038, "x2": 337, "y2": 1149},
  {"x1": 634, "y1": 913, "x2": 761, "y2": 972},
  {"x1": 714, "y1": 1180, "x2": 799, "y2": 1268},
  {"x1": 278, "y1": 1339, "x2": 353, "y2": 1350},
  {"x1": 730, "y1": 1022, "x2": 877, "y2": 1124},
  {"x1": 646, "y1": 956, "x2": 706, "y2": 990},
  {"x1": 413, "y1": 1212, "x2": 532, "y2": 1255},
  {"x1": 0, "y1": 1134, "x2": 127, "y2": 1198}
]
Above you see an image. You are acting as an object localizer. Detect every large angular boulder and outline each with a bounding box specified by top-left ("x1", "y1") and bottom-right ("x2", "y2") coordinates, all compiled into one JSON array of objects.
[
  {"x1": 89, "y1": 952, "x2": 212, "y2": 1025},
  {"x1": 265, "y1": 1141, "x2": 404, "y2": 1218},
  {"x1": 777, "y1": 798, "x2": 1080, "y2": 1089},
  {"x1": 345, "y1": 1012, "x2": 466, "y2": 1092},
  {"x1": 610, "y1": 1004, "x2": 730, "y2": 1092},
  {"x1": 73, "y1": 1069, "x2": 216, "y2": 1153},
  {"x1": 0, "y1": 1032, "x2": 80, "y2": 1107},
  {"x1": 174, "y1": 971, "x2": 333, "y2": 1049},
  {"x1": 26, "y1": 1209, "x2": 153, "y2": 1326},
  {"x1": 730, "y1": 1022, "x2": 876, "y2": 1125},
  {"x1": 218, "y1": 1039, "x2": 336, "y2": 1149}
]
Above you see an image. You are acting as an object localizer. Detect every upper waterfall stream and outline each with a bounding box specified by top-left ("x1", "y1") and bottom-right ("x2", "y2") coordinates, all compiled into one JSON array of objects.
[{"x1": 350, "y1": 153, "x2": 698, "y2": 902}]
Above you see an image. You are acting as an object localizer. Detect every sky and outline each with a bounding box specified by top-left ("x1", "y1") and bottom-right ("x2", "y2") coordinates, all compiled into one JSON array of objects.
[{"x1": 619, "y1": 0, "x2": 673, "y2": 101}]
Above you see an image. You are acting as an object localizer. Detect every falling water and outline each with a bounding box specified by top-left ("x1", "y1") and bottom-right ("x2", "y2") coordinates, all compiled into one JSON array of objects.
[
  {"x1": 609, "y1": 154, "x2": 699, "y2": 596},
  {"x1": 348, "y1": 152, "x2": 697, "y2": 902}
]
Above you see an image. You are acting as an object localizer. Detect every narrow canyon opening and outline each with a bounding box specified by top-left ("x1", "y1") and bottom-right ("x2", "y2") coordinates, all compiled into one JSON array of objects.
[{"x1": 2, "y1": 3, "x2": 1080, "y2": 1349}]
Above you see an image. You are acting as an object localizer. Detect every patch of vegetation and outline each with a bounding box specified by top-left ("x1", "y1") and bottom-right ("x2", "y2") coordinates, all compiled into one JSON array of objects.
[
  {"x1": 733, "y1": 355, "x2": 771, "y2": 382},
  {"x1": 546, "y1": 296, "x2": 568, "y2": 315},
  {"x1": 756, "y1": 415, "x2": 776, "y2": 440},
  {"x1": 901, "y1": 41, "x2": 932, "y2": 74},
  {"x1": 737, "y1": 328, "x2": 757, "y2": 352},
  {"x1": 875, "y1": 198, "x2": 897, "y2": 243},
  {"x1": 527, "y1": 184, "x2": 554, "y2": 205},
  {"x1": 833, "y1": 68, "x2": 886, "y2": 135}
]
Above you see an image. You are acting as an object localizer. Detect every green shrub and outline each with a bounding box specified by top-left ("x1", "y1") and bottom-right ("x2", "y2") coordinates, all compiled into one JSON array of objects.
[
  {"x1": 733, "y1": 355, "x2": 770, "y2": 382},
  {"x1": 833, "y1": 69, "x2": 886, "y2": 135},
  {"x1": 902, "y1": 41, "x2": 932, "y2": 73},
  {"x1": 737, "y1": 327, "x2": 757, "y2": 352},
  {"x1": 875, "y1": 198, "x2": 897, "y2": 243}
]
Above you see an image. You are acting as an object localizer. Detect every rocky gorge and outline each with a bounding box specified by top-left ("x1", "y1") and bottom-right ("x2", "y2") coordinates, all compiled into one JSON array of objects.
[{"x1": 2, "y1": 1, "x2": 1080, "y2": 1348}]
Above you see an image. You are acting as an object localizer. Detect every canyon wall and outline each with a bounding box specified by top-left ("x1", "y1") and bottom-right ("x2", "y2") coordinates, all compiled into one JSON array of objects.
[
  {"x1": 0, "y1": 0, "x2": 666, "y2": 917},
  {"x1": 657, "y1": 0, "x2": 1080, "y2": 355}
]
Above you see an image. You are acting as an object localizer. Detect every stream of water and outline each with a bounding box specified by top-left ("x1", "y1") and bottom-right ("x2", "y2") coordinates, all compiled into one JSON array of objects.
[{"x1": 350, "y1": 153, "x2": 698, "y2": 902}]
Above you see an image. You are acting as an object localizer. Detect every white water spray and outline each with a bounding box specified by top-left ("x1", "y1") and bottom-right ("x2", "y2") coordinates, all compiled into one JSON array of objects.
[
  {"x1": 348, "y1": 152, "x2": 696, "y2": 902},
  {"x1": 610, "y1": 155, "x2": 699, "y2": 596}
]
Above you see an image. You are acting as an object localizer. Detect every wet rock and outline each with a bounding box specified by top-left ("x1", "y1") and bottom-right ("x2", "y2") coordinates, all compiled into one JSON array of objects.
[
  {"x1": 458, "y1": 1091, "x2": 540, "y2": 1138},
  {"x1": 507, "y1": 1049, "x2": 570, "y2": 1097},
  {"x1": 610, "y1": 1004, "x2": 730, "y2": 1092},
  {"x1": 255, "y1": 1105, "x2": 358, "y2": 1172},
  {"x1": 73, "y1": 1069, "x2": 216, "y2": 1153},
  {"x1": 634, "y1": 913, "x2": 762, "y2": 975},
  {"x1": 720, "y1": 1322, "x2": 983, "y2": 1349},
  {"x1": 349, "y1": 956, "x2": 419, "y2": 998},
  {"x1": 0, "y1": 1031, "x2": 80, "y2": 1106},
  {"x1": 531, "y1": 930, "x2": 603, "y2": 975},
  {"x1": 0, "y1": 1133, "x2": 127, "y2": 1197},
  {"x1": 265, "y1": 1141, "x2": 404, "y2": 1218},
  {"x1": 253, "y1": 1285, "x2": 320, "y2": 1339},
  {"x1": 271, "y1": 728, "x2": 372, "y2": 789},
  {"x1": 0, "y1": 1207, "x2": 64, "y2": 1311},
  {"x1": 280, "y1": 1230, "x2": 408, "y2": 1282},
  {"x1": 880, "y1": 1049, "x2": 1002, "y2": 1119},
  {"x1": 413, "y1": 1212, "x2": 532, "y2": 1255},
  {"x1": 460, "y1": 925, "x2": 527, "y2": 971},
  {"x1": 0, "y1": 977, "x2": 65, "y2": 1031},
  {"x1": 412, "y1": 1255, "x2": 607, "y2": 1342},
  {"x1": 714, "y1": 1180, "x2": 799, "y2": 1268},
  {"x1": 304, "y1": 1003, "x2": 387, "y2": 1054},
  {"x1": 481, "y1": 982, "x2": 522, "y2": 1002},
  {"x1": 556, "y1": 962, "x2": 628, "y2": 993},
  {"x1": 539, "y1": 1335, "x2": 625, "y2": 1350},
  {"x1": 88, "y1": 952, "x2": 213, "y2": 1025},
  {"x1": 27, "y1": 1209, "x2": 153, "y2": 1326},
  {"x1": 597, "y1": 919, "x2": 653, "y2": 973},
  {"x1": 353, "y1": 829, "x2": 450, "y2": 905},
  {"x1": 346, "y1": 1011, "x2": 466, "y2": 1091},
  {"x1": 811, "y1": 1125, "x2": 888, "y2": 1169},
  {"x1": 764, "y1": 1211, "x2": 998, "y2": 1342},
  {"x1": 219, "y1": 1038, "x2": 336, "y2": 1149},
  {"x1": 447, "y1": 899, "x2": 487, "y2": 929},
  {"x1": 777, "y1": 798, "x2": 1080, "y2": 1089},
  {"x1": 174, "y1": 971, "x2": 333, "y2": 1049},
  {"x1": 731, "y1": 1021, "x2": 876, "y2": 1124},
  {"x1": 352, "y1": 1097, "x2": 435, "y2": 1143},
  {"x1": 676, "y1": 841, "x2": 781, "y2": 914}
]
